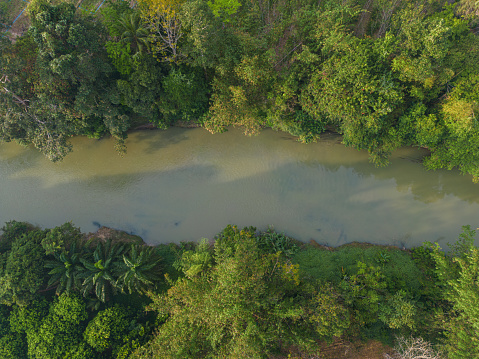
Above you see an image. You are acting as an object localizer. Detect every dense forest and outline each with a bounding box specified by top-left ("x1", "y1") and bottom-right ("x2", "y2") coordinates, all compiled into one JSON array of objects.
[
  {"x1": 1, "y1": 0, "x2": 479, "y2": 179},
  {"x1": 0, "y1": 220, "x2": 478, "y2": 358}
]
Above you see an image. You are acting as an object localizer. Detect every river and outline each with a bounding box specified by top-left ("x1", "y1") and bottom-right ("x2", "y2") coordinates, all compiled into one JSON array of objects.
[{"x1": 1, "y1": 127, "x2": 478, "y2": 248}]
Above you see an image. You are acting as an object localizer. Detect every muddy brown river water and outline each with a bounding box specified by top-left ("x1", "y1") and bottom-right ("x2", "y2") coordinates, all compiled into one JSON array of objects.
[{"x1": 1, "y1": 127, "x2": 478, "y2": 248}]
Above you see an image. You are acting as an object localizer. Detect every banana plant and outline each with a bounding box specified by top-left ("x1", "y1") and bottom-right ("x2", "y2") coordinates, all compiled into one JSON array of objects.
[
  {"x1": 45, "y1": 241, "x2": 85, "y2": 295},
  {"x1": 116, "y1": 244, "x2": 162, "y2": 294},
  {"x1": 79, "y1": 240, "x2": 125, "y2": 303}
]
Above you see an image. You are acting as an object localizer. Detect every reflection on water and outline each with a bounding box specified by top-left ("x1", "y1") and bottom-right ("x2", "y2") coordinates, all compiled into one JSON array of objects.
[{"x1": 0, "y1": 128, "x2": 478, "y2": 248}]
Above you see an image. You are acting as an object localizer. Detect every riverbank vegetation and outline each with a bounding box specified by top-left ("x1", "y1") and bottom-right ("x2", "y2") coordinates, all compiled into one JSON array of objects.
[
  {"x1": 1, "y1": 0, "x2": 479, "y2": 180},
  {"x1": 0, "y1": 220, "x2": 478, "y2": 358}
]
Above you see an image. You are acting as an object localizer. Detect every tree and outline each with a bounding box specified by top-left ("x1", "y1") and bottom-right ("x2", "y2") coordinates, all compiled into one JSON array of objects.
[
  {"x1": 0, "y1": 1, "x2": 129, "y2": 161},
  {"x1": 0, "y1": 221, "x2": 31, "y2": 253},
  {"x1": 300, "y1": 22, "x2": 404, "y2": 165},
  {"x1": 116, "y1": 244, "x2": 162, "y2": 294},
  {"x1": 0, "y1": 230, "x2": 46, "y2": 306},
  {"x1": 173, "y1": 238, "x2": 214, "y2": 279},
  {"x1": 339, "y1": 261, "x2": 388, "y2": 327},
  {"x1": 205, "y1": 52, "x2": 277, "y2": 135},
  {"x1": 0, "y1": 333, "x2": 28, "y2": 359},
  {"x1": 114, "y1": 12, "x2": 150, "y2": 54},
  {"x1": 207, "y1": 0, "x2": 241, "y2": 22},
  {"x1": 80, "y1": 240, "x2": 125, "y2": 302},
  {"x1": 41, "y1": 222, "x2": 83, "y2": 255},
  {"x1": 429, "y1": 226, "x2": 479, "y2": 359},
  {"x1": 45, "y1": 241, "x2": 85, "y2": 295},
  {"x1": 83, "y1": 305, "x2": 130, "y2": 354},
  {"x1": 27, "y1": 294, "x2": 89, "y2": 359},
  {"x1": 131, "y1": 226, "x2": 337, "y2": 358},
  {"x1": 139, "y1": 0, "x2": 185, "y2": 62},
  {"x1": 425, "y1": 74, "x2": 479, "y2": 182}
]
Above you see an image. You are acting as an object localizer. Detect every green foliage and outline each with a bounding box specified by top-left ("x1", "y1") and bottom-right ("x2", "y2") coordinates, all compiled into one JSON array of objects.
[
  {"x1": 80, "y1": 240, "x2": 125, "y2": 302},
  {"x1": 42, "y1": 221, "x2": 82, "y2": 255},
  {"x1": 173, "y1": 238, "x2": 213, "y2": 278},
  {"x1": 213, "y1": 224, "x2": 257, "y2": 260},
  {"x1": 0, "y1": 230, "x2": 46, "y2": 305},
  {"x1": 0, "y1": 221, "x2": 31, "y2": 253},
  {"x1": 84, "y1": 305, "x2": 130, "y2": 353},
  {"x1": 0, "y1": 304, "x2": 10, "y2": 338},
  {"x1": 378, "y1": 290, "x2": 417, "y2": 330},
  {"x1": 272, "y1": 110, "x2": 325, "y2": 144},
  {"x1": 207, "y1": 0, "x2": 241, "y2": 21},
  {"x1": 27, "y1": 294, "x2": 89, "y2": 359},
  {"x1": 100, "y1": 0, "x2": 134, "y2": 37},
  {"x1": 62, "y1": 342, "x2": 98, "y2": 359},
  {"x1": 1, "y1": 0, "x2": 479, "y2": 178},
  {"x1": 206, "y1": 52, "x2": 276, "y2": 134},
  {"x1": 0, "y1": 333, "x2": 27, "y2": 359},
  {"x1": 114, "y1": 53, "x2": 166, "y2": 126},
  {"x1": 0, "y1": 0, "x2": 129, "y2": 161},
  {"x1": 132, "y1": 226, "x2": 321, "y2": 358},
  {"x1": 429, "y1": 226, "x2": 479, "y2": 358},
  {"x1": 45, "y1": 241, "x2": 85, "y2": 295},
  {"x1": 306, "y1": 283, "x2": 350, "y2": 339},
  {"x1": 425, "y1": 74, "x2": 479, "y2": 182},
  {"x1": 9, "y1": 299, "x2": 49, "y2": 334},
  {"x1": 113, "y1": 11, "x2": 149, "y2": 54},
  {"x1": 116, "y1": 244, "x2": 162, "y2": 294},
  {"x1": 293, "y1": 245, "x2": 423, "y2": 294},
  {"x1": 1, "y1": 220, "x2": 478, "y2": 357},
  {"x1": 256, "y1": 228, "x2": 300, "y2": 257},
  {"x1": 340, "y1": 261, "x2": 388, "y2": 326},
  {"x1": 106, "y1": 41, "x2": 133, "y2": 75},
  {"x1": 160, "y1": 67, "x2": 209, "y2": 123}
]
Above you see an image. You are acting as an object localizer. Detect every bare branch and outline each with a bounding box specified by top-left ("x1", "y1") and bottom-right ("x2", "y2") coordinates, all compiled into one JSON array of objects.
[{"x1": 384, "y1": 337, "x2": 446, "y2": 359}]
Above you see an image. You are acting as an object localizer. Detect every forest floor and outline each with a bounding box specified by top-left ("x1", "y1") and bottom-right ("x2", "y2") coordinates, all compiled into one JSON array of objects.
[
  {"x1": 280, "y1": 339, "x2": 394, "y2": 359},
  {"x1": 276, "y1": 338, "x2": 394, "y2": 359}
]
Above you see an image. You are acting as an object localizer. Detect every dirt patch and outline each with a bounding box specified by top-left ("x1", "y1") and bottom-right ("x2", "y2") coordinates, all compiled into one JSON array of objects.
[
  {"x1": 277, "y1": 339, "x2": 394, "y2": 359},
  {"x1": 174, "y1": 120, "x2": 201, "y2": 128},
  {"x1": 317, "y1": 339, "x2": 394, "y2": 359},
  {"x1": 338, "y1": 241, "x2": 406, "y2": 252},
  {"x1": 85, "y1": 226, "x2": 146, "y2": 245},
  {"x1": 309, "y1": 239, "x2": 334, "y2": 251},
  {"x1": 133, "y1": 123, "x2": 157, "y2": 130}
]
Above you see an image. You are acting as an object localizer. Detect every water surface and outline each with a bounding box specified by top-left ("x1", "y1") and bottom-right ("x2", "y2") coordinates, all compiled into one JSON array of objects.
[{"x1": 1, "y1": 128, "x2": 478, "y2": 247}]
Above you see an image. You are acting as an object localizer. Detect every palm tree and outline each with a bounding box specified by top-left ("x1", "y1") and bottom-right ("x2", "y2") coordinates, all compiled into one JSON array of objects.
[
  {"x1": 116, "y1": 244, "x2": 162, "y2": 294},
  {"x1": 113, "y1": 12, "x2": 149, "y2": 54},
  {"x1": 45, "y1": 241, "x2": 84, "y2": 295},
  {"x1": 79, "y1": 240, "x2": 125, "y2": 303}
]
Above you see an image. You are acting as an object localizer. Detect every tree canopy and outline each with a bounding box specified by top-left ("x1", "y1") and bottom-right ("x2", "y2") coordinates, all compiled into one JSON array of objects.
[{"x1": 1, "y1": 0, "x2": 478, "y2": 179}]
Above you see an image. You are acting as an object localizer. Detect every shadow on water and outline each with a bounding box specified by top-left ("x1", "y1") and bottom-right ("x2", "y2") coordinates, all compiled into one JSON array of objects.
[
  {"x1": 0, "y1": 142, "x2": 45, "y2": 175},
  {"x1": 126, "y1": 128, "x2": 190, "y2": 155},
  {"x1": 302, "y1": 150, "x2": 479, "y2": 205}
]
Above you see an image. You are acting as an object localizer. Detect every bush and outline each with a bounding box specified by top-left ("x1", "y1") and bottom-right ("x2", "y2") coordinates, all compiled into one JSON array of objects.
[
  {"x1": 385, "y1": 336, "x2": 445, "y2": 359},
  {"x1": 84, "y1": 305, "x2": 130, "y2": 353},
  {"x1": 293, "y1": 246, "x2": 423, "y2": 295}
]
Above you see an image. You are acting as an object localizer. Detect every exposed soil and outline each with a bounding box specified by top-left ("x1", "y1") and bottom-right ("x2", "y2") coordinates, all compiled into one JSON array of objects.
[
  {"x1": 85, "y1": 226, "x2": 145, "y2": 245},
  {"x1": 274, "y1": 338, "x2": 394, "y2": 359}
]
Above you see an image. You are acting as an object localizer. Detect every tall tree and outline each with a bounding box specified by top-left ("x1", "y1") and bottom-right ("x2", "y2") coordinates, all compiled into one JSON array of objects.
[
  {"x1": 131, "y1": 226, "x2": 347, "y2": 358},
  {"x1": 0, "y1": 230, "x2": 46, "y2": 306},
  {"x1": 116, "y1": 244, "x2": 162, "y2": 294},
  {"x1": 79, "y1": 240, "x2": 125, "y2": 303},
  {"x1": 138, "y1": 0, "x2": 185, "y2": 62},
  {"x1": 45, "y1": 241, "x2": 85, "y2": 295},
  {"x1": 429, "y1": 226, "x2": 479, "y2": 359},
  {"x1": 0, "y1": 0, "x2": 129, "y2": 161}
]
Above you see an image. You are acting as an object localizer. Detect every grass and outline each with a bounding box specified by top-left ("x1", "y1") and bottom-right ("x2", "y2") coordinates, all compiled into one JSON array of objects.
[
  {"x1": 292, "y1": 244, "x2": 424, "y2": 296},
  {"x1": 0, "y1": 0, "x2": 27, "y2": 27}
]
